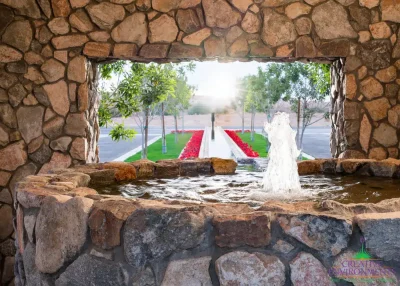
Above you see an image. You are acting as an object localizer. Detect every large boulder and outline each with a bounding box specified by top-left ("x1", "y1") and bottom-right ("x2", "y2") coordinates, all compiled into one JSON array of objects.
[
  {"x1": 123, "y1": 203, "x2": 207, "y2": 269},
  {"x1": 215, "y1": 251, "x2": 285, "y2": 286},
  {"x1": 35, "y1": 195, "x2": 93, "y2": 273},
  {"x1": 202, "y1": 0, "x2": 241, "y2": 29},
  {"x1": 277, "y1": 213, "x2": 352, "y2": 256},
  {"x1": 355, "y1": 212, "x2": 400, "y2": 263},
  {"x1": 161, "y1": 257, "x2": 212, "y2": 286},
  {"x1": 213, "y1": 212, "x2": 271, "y2": 247},
  {"x1": 261, "y1": 9, "x2": 297, "y2": 47},
  {"x1": 211, "y1": 158, "x2": 237, "y2": 174}
]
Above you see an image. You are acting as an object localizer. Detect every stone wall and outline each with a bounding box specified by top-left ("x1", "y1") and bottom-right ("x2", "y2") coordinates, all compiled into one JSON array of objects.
[
  {"x1": 13, "y1": 159, "x2": 400, "y2": 285},
  {"x1": 2, "y1": 0, "x2": 400, "y2": 283}
]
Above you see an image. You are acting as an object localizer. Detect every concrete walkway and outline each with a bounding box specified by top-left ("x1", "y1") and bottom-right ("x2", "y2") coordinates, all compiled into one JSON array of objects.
[{"x1": 200, "y1": 126, "x2": 233, "y2": 159}]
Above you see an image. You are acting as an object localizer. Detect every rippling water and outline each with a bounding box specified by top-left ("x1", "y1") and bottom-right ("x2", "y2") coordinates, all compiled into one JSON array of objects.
[{"x1": 95, "y1": 168, "x2": 400, "y2": 206}]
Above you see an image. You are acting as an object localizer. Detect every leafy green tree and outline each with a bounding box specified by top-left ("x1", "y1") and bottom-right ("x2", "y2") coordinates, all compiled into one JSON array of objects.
[
  {"x1": 266, "y1": 62, "x2": 330, "y2": 150},
  {"x1": 165, "y1": 63, "x2": 196, "y2": 143},
  {"x1": 98, "y1": 62, "x2": 176, "y2": 159}
]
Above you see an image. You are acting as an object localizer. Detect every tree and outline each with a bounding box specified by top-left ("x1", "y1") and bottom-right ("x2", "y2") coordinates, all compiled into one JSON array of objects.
[
  {"x1": 267, "y1": 62, "x2": 330, "y2": 151},
  {"x1": 232, "y1": 78, "x2": 248, "y2": 134},
  {"x1": 165, "y1": 63, "x2": 196, "y2": 143},
  {"x1": 98, "y1": 62, "x2": 176, "y2": 159}
]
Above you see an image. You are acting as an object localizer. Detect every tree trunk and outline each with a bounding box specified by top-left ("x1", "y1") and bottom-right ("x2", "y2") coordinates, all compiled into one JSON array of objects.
[
  {"x1": 250, "y1": 110, "x2": 255, "y2": 142},
  {"x1": 300, "y1": 99, "x2": 307, "y2": 151},
  {"x1": 241, "y1": 104, "x2": 245, "y2": 134},
  {"x1": 296, "y1": 99, "x2": 300, "y2": 147},
  {"x1": 141, "y1": 113, "x2": 145, "y2": 159},
  {"x1": 161, "y1": 103, "x2": 167, "y2": 154},
  {"x1": 181, "y1": 110, "x2": 184, "y2": 133},
  {"x1": 174, "y1": 114, "x2": 178, "y2": 143},
  {"x1": 144, "y1": 108, "x2": 149, "y2": 158}
]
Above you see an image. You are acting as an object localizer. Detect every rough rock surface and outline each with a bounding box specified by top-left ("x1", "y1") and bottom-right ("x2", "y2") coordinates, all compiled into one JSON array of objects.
[
  {"x1": 161, "y1": 257, "x2": 212, "y2": 286},
  {"x1": 277, "y1": 213, "x2": 352, "y2": 256},
  {"x1": 216, "y1": 251, "x2": 286, "y2": 286},
  {"x1": 35, "y1": 195, "x2": 93, "y2": 273}
]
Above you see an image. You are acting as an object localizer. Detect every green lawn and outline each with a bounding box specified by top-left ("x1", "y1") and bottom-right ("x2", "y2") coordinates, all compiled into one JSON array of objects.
[
  {"x1": 237, "y1": 132, "x2": 269, "y2": 158},
  {"x1": 124, "y1": 133, "x2": 193, "y2": 162}
]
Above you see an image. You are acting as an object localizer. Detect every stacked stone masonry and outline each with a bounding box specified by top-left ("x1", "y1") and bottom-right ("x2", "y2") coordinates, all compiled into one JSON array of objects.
[
  {"x1": 12, "y1": 158, "x2": 400, "y2": 285},
  {"x1": 1, "y1": 0, "x2": 400, "y2": 283}
]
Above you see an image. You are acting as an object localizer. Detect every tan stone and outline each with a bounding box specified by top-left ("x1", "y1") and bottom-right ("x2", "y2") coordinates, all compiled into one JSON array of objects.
[
  {"x1": 211, "y1": 158, "x2": 237, "y2": 174},
  {"x1": 375, "y1": 66, "x2": 397, "y2": 83},
  {"x1": 168, "y1": 43, "x2": 203, "y2": 58},
  {"x1": 358, "y1": 31, "x2": 371, "y2": 43},
  {"x1": 104, "y1": 162, "x2": 137, "y2": 181},
  {"x1": 364, "y1": 97, "x2": 390, "y2": 121},
  {"x1": 389, "y1": 105, "x2": 400, "y2": 128},
  {"x1": 138, "y1": 44, "x2": 168, "y2": 58},
  {"x1": 0, "y1": 45, "x2": 23, "y2": 62},
  {"x1": 153, "y1": 0, "x2": 200, "y2": 12},
  {"x1": 290, "y1": 252, "x2": 335, "y2": 286},
  {"x1": 24, "y1": 67, "x2": 45, "y2": 84},
  {"x1": 262, "y1": 0, "x2": 297, "y2": 7},
  {"x1": 41, "y1": 44, "x2": 53, "y2": 58},
  {"x1": 17, "y1": 106, "x2": 45, "y2": 144},
  {"x1": 345, "y1": 74, "x2": 357, "y2": 99},
  {"x1": 0, "y1": 171, "x2": 11, "y2": 187},
  {"x1": 241, "y1": 12, "x2": 261, "y2": 34},
  {"x1": 65, "y1": 113, "x2": 87, "y2": 136},
  {"x1": 68, "y1": 56, "x2": 87, "y2": 83},
  {"x1": 162, "y1": 257, "x2": 212, "y2": 286},
  {"x1": 0, "y1": 141, "x2": 27, "y2": 171},
  {"x1": 213, "y1": 212, "x2": 271, "y2": 247},
  {"x1": 0, "y1": 127, "x2": 9, "y2": 147},
  {"x1": 69, "y1": 9, "x2": 94, "y2": 33},
  {"x1": 43, "y1": 116, "x2": 64, "y2": 139},
  {"x1": 77, "y1": 83, "x2": 88, "y2": 112},
  {"x1": 262, "y1": 9, "x2": 297, "y2": 47},
  {"x1": 2, "y1": 20, "x2": 32, "y2": 52},
  {"x1": 83, "y1": 42, "x2": 111, "y2": 57},
  {"x1": 369, "y1": 22, "x2": 391, "y2": 39},
  {"x1": 48, "y1": 17, "x2": 69, "y2": 35},
  {"x1": 88, "y1": 31, "x2": 110, "y2": 42},
  {"x1": 285, "y1": 2, "x2": 311, "y2": 19},
  {"x1": 359, "y1": 114, "x2": 372, "y2": 152},
  {"x1": 111, "y1": 13, "x2": 147, "y2": 46},
  {"x1": 86, "y1": 3, "x2": 125, "y2": 29},
  {"x1": 39, "y1": 152, "x2": 72, "y2": 173},
  {"x1": 70, "y1": 0, "x2": 90, "y2": 8},
  {"x1": 369, "y1": 147, "x2": 387, "y2": 160},
  {"x1": 51, "y1": 34, "x2": 88, "y2": 49},
  {"x1": 51, "y1": 0, "x2": 71, "y2": 17},
  {"x1": 276, "y1": 44, "x2": 294, "y2": 57},
  {"x1": 0, "y1": 0, "x2": 41, "y2": 18},
  {"x1": 176, "y1": 9, "x2": 200, "y2": 34},
  {"x1": 216, "y1": 252, "x2": 285, "y2": 286},
  {"x1": 373, "y1": 123, "x2": 398, "y2": 147},
  {"x1": 41, "y1": 58, "x2": 65, "y2": 82},
  {"x1": 381, "y1": 0, "x2": 400, "y2": 23},
  {"x1": 50, "y1": 136, "x2": 71, "y2": 152},
  {"x1": 249, "y1": 42, "x2": 273, "y2": 57},
  {"x1": 183, "y1": 28, "x2": 211, "y2": 46},
  {"x1": 231, "y1": 0, "x2": 252, "y2": 12},
  {"x1": 113, "y1": 44, "x2": 138, "y2": 58},
  {"x1": 295, "y1": 36, "x2": 316, "y2": 58},
  {"x1": 294, "y1": 17, "x2": 311, "y2": 35},
  {"x1": 43, "y1": 80, "x2": 69, "y2": 117},
  {"x1": 204, "y1": 37, "x2": 227, "y2": 57},
  {"x1": 149, "y1": 14, "x2": 178, "y2": 43},
  {"x1": 312, "y1": 1, "x2": 357, "y2": 40},
  {"x1": 360, "y1": 0, "x2": 379, "y2": 8},
  {"x1": 70, "y1": 138, "x2": 87, "y2": 160},
  {"x1": 68, "y1": 83, "x2": 77, "y2": 102},
  {"x1": 88, "y1": 199, "x2": 137, "y2": 249},
  {"x1": 202, "y1": 0, "x2": 241, "y2": 28},
  {"x1": 228, "y1": 37, "x2": 249, "y2": 57},
  {"x1": 35, "y1": 195, "x2": 93, "y2": 273},
  {"x1": 226, "y1": 26, "x2": 244, "y2": 45},
  {"x1": 360, "y1": 77, "x2": 383, "y2": 99},
  {"x1": 53, "y1": 51, "x2": 67, "y2": 64}
]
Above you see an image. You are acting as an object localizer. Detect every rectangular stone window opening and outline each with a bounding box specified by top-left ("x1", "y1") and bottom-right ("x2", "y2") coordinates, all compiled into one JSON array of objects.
[{"x1": 94, "y1": 58, "x2": 337, "y2": 161}]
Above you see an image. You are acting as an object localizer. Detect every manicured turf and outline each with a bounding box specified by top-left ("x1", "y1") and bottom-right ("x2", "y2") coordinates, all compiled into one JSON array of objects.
[
  {"x1": 236, "y1": 132, "x2": 269, "y2": 158},
  {"x1": 124, "y1": 133, "x2": 193, "y2": 162}
]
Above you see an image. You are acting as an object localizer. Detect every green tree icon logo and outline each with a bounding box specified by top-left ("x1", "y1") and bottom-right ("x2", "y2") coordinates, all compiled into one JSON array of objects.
[{"x1": 353, "y1": 236, "x2": 372, "y2": 260}]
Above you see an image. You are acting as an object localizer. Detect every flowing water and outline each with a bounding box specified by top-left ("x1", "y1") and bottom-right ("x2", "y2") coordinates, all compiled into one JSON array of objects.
[{"x1": 95, "y1": 167, "x2": 400, "y2": 207}]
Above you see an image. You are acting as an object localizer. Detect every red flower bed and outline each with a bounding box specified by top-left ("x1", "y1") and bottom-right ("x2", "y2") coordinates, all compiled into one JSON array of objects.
[
  {"x1": 231, "y1": 129, "x2": 251, "y2": 133},
  {"x1": 224, "y1": 130, "x2": 259, "y2": 157},
  {"x1": 179, "y1": 130, "x2": 204, "y2": 159}
]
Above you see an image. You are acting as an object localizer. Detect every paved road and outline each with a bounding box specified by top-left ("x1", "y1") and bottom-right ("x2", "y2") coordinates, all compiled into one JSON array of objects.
[{"x1": 98, "y1": 126, "x2": 331, "y2": 162}]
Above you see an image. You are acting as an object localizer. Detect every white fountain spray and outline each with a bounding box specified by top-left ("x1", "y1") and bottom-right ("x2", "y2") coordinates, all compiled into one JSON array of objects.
[{"x1": 262, "y1": 112, "x2": 302, "y2": 193}]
